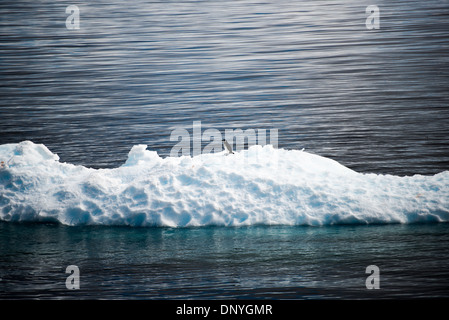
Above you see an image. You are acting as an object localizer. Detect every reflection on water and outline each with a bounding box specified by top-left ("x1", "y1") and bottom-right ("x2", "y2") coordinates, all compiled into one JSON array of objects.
[
  {"x1": 1, "y1": 222, "x2": 449, "y2": 299},
  {"x1": 0, "y1": 0, "x2": 448, "y2": 175}
]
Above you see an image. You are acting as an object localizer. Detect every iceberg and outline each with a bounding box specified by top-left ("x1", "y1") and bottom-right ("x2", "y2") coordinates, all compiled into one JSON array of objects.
[{"x1": 0, "y1": 140, "x2": 448, "y2": 227}]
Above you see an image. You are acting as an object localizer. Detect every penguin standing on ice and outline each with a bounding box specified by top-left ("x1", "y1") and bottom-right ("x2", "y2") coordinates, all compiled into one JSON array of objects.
[{"x1": 222, "y1": 139, "x2": 234, "y2": 154}]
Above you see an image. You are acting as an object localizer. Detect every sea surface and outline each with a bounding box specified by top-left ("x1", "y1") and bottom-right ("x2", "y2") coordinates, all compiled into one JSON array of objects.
[
  {"x1": 1, "y1": 222, "x2": 449, "y2": 299},
  {"x1": 1, "y1": 0, "x2": 449, "y2": 299}
]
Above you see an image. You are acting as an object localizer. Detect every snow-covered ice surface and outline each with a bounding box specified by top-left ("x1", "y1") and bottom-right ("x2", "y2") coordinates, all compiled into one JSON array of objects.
[{"x1": 1, "y1": 140, "x2": 448, "y2": 227}]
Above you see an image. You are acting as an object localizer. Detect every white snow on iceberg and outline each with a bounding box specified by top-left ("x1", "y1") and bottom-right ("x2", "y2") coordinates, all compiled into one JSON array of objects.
[{"x1": 0, "y1": 140, "x2": 448, "y2": 227}]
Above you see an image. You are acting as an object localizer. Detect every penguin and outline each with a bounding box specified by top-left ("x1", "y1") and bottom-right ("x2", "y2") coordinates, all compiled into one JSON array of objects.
[{"x1": 222, "y1": 139, "x2": 234, "y2": 154}]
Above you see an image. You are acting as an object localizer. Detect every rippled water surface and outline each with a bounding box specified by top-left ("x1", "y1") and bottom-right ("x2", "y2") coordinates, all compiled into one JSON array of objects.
[
  {"x1": 1, "y1": 222, "x2": 449, "y2": 299},
  {"x1": 1, "y1": 0, "x2": 448, "y2": 174}
]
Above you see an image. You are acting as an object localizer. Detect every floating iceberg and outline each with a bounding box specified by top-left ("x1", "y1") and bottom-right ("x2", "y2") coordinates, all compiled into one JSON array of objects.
[{"x1": 0, "y1": 140, "x2": 448, "y2": 227}]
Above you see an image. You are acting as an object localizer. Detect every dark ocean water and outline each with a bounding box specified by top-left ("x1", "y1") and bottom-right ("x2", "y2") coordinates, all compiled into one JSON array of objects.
[
  {"x1": 1, "y1": 222, "x2": 449, "y2": 299},
  {"x1": 1, "y1": 0, "x2": 448, "y2": 175},
  {"x1": 1, "y1": 0, "x2": 449, "y2": 299}
]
